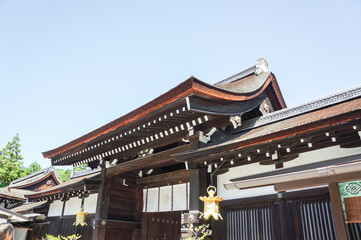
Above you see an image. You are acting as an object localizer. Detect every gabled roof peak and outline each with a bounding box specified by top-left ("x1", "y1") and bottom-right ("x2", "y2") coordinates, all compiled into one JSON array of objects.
[{"x1": 215, "y1": 58, "x2": 269, "y2": 85}]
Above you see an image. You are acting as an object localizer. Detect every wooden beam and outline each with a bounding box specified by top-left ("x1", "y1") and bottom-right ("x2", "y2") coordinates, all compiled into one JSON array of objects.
[
  {"x1": 328, "y1": 183, "x2": 348, "y2": 240},
  {"x1": 136, "y1": 169, "x2": 190, "y2": 187},
  {"x1": 274, "y1": 171, "x2": 361, "y2": 192},
  {"x1": 93, "y1": 219, "x2": 141, "y2": 230},
  {"x1": 174, "y1": 115, "x2": 361, "y2": 164},
  {"x1": 107, "y1": 144, "x2": 191, "y2": 176}
]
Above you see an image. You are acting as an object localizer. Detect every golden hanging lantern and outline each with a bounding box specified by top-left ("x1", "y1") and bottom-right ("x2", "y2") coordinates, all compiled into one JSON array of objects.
[
  {"x1": 74, "y1": 208, "x2": 88, "y2": 226},
  {"x1": 199, "y1": 186, "x2": 223, "y2": 220}
]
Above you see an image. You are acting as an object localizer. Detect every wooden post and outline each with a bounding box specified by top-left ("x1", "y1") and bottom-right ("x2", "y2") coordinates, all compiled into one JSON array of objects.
[
  {"x1": 329, "y1": 182, "x2": 348, "y2": 240},
  {"x1": 189, "y1": 168, "x2": 207, "y2": 211},
  {"x1": 278, "y1": 199, "x2": 290, "y2": 240},
  {"x1": 92, "y1": 161, "x2": 110, "y2": 240},
  {"x1": 133, "y1": 186, "x2": 143, "y2": 240}
]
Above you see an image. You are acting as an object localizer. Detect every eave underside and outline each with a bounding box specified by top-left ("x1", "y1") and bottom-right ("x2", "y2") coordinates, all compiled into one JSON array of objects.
[{"x1": 173, "y1": 98, "x2": 361, "y2": 170}]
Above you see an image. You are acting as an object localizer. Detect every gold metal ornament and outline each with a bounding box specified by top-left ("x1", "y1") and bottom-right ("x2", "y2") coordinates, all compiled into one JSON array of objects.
[
  {"x1": 73, "y1": 208, "x2": 88, "y2": 226},
  {"x1": 199, "y1": 186, "x2": 223, "y2": 220}
]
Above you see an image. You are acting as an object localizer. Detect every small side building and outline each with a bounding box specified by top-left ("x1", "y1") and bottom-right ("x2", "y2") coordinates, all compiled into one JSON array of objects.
[
  {"x1": 24, "y1": 168, "x2": 101, "y2": 240},
  {"x1": 0, "y1": 167, "x2": 60, "y2": 240}
]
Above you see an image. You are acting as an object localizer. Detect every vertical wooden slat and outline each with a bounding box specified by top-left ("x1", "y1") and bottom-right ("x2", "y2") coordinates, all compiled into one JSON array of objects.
[
  {"x1": 324, "y1": 200, "x2": 334, "y2": 240},
  {"x1": 316, "y1": 201, "x2": 325, "y2": 240},
  {"x1": 294, "y1": 197, "x2": 339, "y2": 240},
  {"x1": 320, "y1": 200, "x2": 329, "y2": 240},
  {"x1": 224, "y1": 204, "x2": 275, "y2": 240},
  {"x1": 302, "y1": 202, "x2": 310, "y2": 240}
]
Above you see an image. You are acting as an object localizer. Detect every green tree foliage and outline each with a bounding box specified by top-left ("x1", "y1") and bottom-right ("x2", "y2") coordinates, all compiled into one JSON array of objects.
[
  {"x1": 55, "y1": 169, "x2": 72, "y2": 183},
  {"x1": 22, "y1": 161, "x2": 42, "y2": 175},
  {"x1": 0, "y1": 135, "x2": 45, "y2": 187},
  {"x1": 0, "y1": 134, "x2": 24, "y2": 187},
  {"x1": 56, "y1": 164, "x2": 88, "y2": 183}
]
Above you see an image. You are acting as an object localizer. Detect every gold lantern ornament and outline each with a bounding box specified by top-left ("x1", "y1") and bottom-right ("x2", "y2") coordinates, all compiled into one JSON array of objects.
[
  {"x1": 199, "y1": 186, "x2": 223, "y2": 220},
  {"x1": 74, "y1": 208, "x2": 88, "y2": 226}
]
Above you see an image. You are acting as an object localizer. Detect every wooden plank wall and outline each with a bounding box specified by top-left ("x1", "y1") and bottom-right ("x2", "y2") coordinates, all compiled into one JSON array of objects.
[
  {"x1": 218, "y1": 188, "x2": 339, "y2": 240},
  {"x1": 107, "y1": 174, "x2": 140, "y2": 221},
  {"x1": 30, "y1": 215, "x2": 94, "y2": 240},
  {"x1": 94, "y1": 174, "x2": 142, "y2": 239}
]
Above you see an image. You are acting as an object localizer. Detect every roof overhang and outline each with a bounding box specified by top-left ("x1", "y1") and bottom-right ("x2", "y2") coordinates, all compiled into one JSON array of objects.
[
  {"x1": 173, "y1": 90, "x2": 361, "y2": 168},
  {"x1": 44, "y1": 73, "x2": 284, "y2": 166},
  {"x1": 25, "y1": 173, "x2": 101, "y2": 200},
  {"x1": 11, "y1": 171, "x2": 60, "y2": 189},
  {"x1": 224, "y1": 159, "x2": 361, "y2": 192},
  {"x1": 0, "y1": 207, "x2": 30, "y2": 222},
  {"x1": 10, "y1": 201, "x2": 48, "y2": 214}
]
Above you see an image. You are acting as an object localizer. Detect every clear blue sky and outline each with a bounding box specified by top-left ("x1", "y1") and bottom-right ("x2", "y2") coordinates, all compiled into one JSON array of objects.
[{"x1": 0, "y1": 0, "x2": 360, "y2": 168}]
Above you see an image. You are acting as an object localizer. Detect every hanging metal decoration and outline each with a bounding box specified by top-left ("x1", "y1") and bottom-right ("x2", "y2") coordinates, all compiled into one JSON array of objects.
[
  {"x1": 74, "y1": 188, "x2": 88, "y2": 226},
  {"x1": 74, "y1": 208, "x2": 88, "y2": 226},
  {"x1": 199, "y1": 186, "x2": 223, "y2": 220}
]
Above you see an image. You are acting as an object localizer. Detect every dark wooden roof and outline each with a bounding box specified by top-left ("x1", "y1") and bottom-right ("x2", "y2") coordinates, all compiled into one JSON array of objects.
[
  {"x1": 0, "y1": 207, "x2": 30, "y2": 222},
  {"x1": 44, "y1": 67, "x2": 285, "y2": 166},
  {"x1": 9, "y1": 167, "x2": 60, "y2": 189},
  {"x1": 25, "y1": 172, "x2": 100, "y2": 200},
  {"x1": 10, "y1": 201, "x2": 47, "y2": 213},
  {"x1": 0, "y1": 188, "x2": 34, "y2": 202},
  {"x1": 173, "y1": 85, "x2": 361, "y2": 167}
]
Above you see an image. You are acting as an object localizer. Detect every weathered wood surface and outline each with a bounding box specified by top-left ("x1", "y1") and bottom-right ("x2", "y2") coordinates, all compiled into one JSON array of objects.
[
  {"x1": 136, "y1": 169, "x2": 190, "y2": 187},
  {"x1": 107, "y1": 144, "x2": 191, "y2": 176}
]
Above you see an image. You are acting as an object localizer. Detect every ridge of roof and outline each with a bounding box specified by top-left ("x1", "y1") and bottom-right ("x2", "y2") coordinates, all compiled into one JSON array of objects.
[
  {"x1": 214, "y1": 65, "x2": 257, "y2": 85},
  {"x1": 235, "y1": 84, "x2": 361, "y2": 133},
  {"x1": 214, "y1": 58, "x2": 269, "y2": 86},
  {"x1": 10, "y1": 167, "x2": 54, "y2": 185},
  {"x1": 70, "y1": 167, "x2": 101, "y2": 179}
]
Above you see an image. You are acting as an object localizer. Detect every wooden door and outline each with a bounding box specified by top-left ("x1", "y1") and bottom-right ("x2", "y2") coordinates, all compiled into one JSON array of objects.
[{"x1": 142, "y1": 212, "x2": 181, "y2": 240}]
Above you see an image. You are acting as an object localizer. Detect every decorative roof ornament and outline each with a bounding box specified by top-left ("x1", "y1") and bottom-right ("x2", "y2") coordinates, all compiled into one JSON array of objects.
[{"x1": 255, "y1": 58, "x2": 269, "y2": 75}]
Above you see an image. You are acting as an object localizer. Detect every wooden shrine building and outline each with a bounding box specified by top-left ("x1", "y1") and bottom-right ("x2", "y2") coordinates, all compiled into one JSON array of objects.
[
  {"x1": 23, "y1": 168, "x2": 101, "y2": 239},
  {"x1": 39, "y1": 58, "x2": 361, "y2": 240},
  {"x1": 0, "y1": 167, "x2": 60, "y2": 239}
]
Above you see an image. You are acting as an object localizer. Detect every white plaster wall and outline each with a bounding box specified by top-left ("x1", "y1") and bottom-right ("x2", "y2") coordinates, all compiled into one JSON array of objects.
[
  {"x1": 83, "y1": 193, "x2": 98, "y2": 214},
  {"x1": 63, "y1": 197, "x2": 82, "y2": 216},
  {"x1": 13, "y1": 227, "x2": 28, "y2": 240},
  {"x1": 218, "y1": 146, "x2": 361, "y2": 200},
  {"x1": 48, "y1": 200, "x2": 63, "y2": 217}
]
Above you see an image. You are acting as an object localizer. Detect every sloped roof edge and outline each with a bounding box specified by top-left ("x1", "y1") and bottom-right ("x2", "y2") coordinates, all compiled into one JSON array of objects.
[{"x1": 43, "y1": 71, "x2": 282, "y2": 160}]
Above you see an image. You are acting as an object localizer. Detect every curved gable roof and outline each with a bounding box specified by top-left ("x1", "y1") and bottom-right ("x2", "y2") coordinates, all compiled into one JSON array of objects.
[{"x1": 43, "y1": 64, "x2": 285, "y2": 161}]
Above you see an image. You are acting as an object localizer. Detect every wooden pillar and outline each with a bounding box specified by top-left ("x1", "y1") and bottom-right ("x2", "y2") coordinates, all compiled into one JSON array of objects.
[
  {"x1": 278, "y1": 199, "x2": 291, "y2": 240},
  {"x1": 133, "y1": 186, "x2": 143, "y2": 240},
  {"x1": 329, "y1": 182, "x2": 348, "y2": 240},
  {"x1": 188, "y1": 131, "x2": 206, "y2": 212},
  {"x1": 189, "y1": 168, "x2": 207, "y2": 211},
  {"x1": 92, "y1": 162, "x2": 110, "y2": 240}
]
